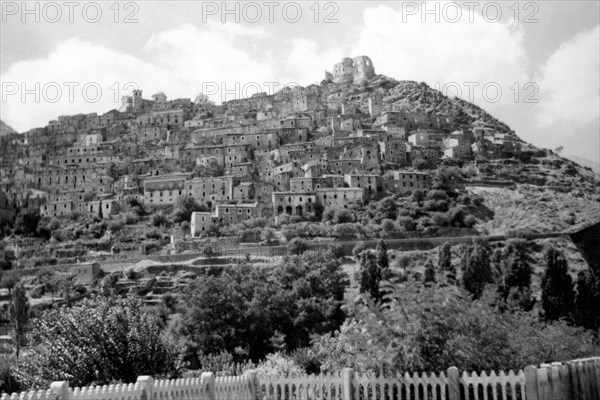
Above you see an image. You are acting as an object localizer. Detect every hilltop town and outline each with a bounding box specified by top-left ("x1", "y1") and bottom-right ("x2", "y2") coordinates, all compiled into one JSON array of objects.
[
  {"x1": 1, "y1": 55, "x2": 600, "y2": 396},
  {"x1": 1, "y1": 55, "x2": 599, "y2": 265}
]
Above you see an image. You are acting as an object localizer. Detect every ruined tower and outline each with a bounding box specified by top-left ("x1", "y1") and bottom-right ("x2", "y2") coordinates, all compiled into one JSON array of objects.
[{"x1": 326, "y1": 56, "x2": 376, "y2": 85}]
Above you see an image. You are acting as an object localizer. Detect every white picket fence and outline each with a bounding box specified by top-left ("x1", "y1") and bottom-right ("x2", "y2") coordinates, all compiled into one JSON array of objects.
[{"x1": 2, "y1": 357, "x2": 599, "y2": 400}]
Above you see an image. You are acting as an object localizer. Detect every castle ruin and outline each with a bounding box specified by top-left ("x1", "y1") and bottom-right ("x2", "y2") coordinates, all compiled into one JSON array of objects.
[{"x1": 325, "y1": 56, "x2": 375, "y2": 85}]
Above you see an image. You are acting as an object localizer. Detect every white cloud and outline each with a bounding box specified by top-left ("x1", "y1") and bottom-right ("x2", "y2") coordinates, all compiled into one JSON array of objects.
[
  {"x1": 1, "y1": 38, "x2": 164, "y2": 132},
  {"x1": 536, "y1": 25, "x2": 600, "y2": 128},
  {"x1": 282, "y1": 38, "x2": 344, "y2": 86},
  {"x1": 0, "y1": 22, "x2": 278, "y2": 132},
  {"x1": 527, "y1": 25, "x2": 600, "y2": 160},
  {"x1": 350, "y1": 3, "x2": 530, "y2": 104}
]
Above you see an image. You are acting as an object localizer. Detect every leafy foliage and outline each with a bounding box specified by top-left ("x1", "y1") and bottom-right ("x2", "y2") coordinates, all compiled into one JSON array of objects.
[
  {"x1": 10, "y1": 283, "x2": 29, "y2": 358},
  {"x1": 460, "y1": 240, "x2": 492, "y2": 299},
  {"x1": 172, "y1": 196, "x2": 208, "y2": 224},
  {"x1": 541, "y1": 247, "x2": 574, "y2": 321},
  {"x1": 574, "y1": 269, "x2": 600, "y2": 330},
  {"x1": 359, "y1": 251, "x2": 382, "y2": 301},
  {"x1": 312, "y1": 287, "x2": 600, "y2": 374},
  {"x1": 178, "y1": 249, "x2": 349, "y2": 362},
  {"x1": 16, "y1": 296, "x2": 183, "y2": 388}
]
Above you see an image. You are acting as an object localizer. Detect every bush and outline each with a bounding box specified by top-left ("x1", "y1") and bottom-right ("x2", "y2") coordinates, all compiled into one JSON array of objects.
[
  {"x1": 426, "y1": 190, "x2": 449, "y2": 201},
  {"x1": 151, "y1": 213, "x2": 171, "y2": 228},
  {"x1": 335, "y1": 224, "x2": 358, "y2": 240},
  {"x1": 334, "y1": 209, "x2": 353, "y2": 224},
  {"x1": 0, "y1": 354, "x2": 22, "y2": 395},
  {"x1": 122, "y1": 212, "x2": 139, "y2": 225},
  {"x1": 352, "y1": 242, "x2": 368, "y2": 258},
  {"x1": 107, "y1": 220, "x2": 124, "y2": 234},
  {"x1": 322, "y1": 208, "x2": 336, "y2": 222},
  {"x1": 381, "y1": 219, "x2": 396, "y2": 235},
  {"x1": 146, "y1": 229, "x2": 162, "y2": 240},
  {"x1": 397, "y1": 216, "x2": 417, "y2": 232},
  {"x1": 15, "y1": 297, "x2": 183, "y2": 388},
  {"x1": 472, "y1": 196, "x2": 485, "y2": 206},
  {"x1": 287, "y1": 238, "x2": 309, "y2": 256}
]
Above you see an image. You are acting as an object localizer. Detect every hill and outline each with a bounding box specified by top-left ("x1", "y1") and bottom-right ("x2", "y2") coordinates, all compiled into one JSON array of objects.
[{"x1": 0, "y1": 120, "x2": 17, "y2": 136}]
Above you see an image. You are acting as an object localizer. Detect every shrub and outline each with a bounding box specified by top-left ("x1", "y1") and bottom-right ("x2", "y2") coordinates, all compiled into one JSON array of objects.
[
  {"x1": 287, "y1": 238, "x2": 309, "y2": 256},
  {"x1": 426, "y1": 190, "x2": 449, "y2": 201},
  {"x1": 322, "y1": 208, "x2": 336, "y2": 222},
  {"x1": 335, "y1": 224, "x2": 358, "y2": 240},
  {"x1": 122, "y1": 212, "x2": 139, "y2": 225},
  {"x1": 146, "y1": 229, "x2": 162, "y2": 240},
  {"x1": 397, "y1": 216, "x2": 417, "y2": 232},
  {"x1": 151, "y1": 213, "x2": 171, "y2": 228},
  {"x1": 352, "y1": 242, "x2": 368, "y2": 258},
  {"x1": 381, "y1": 219, "x2": 396, "y2": 235},
  {"x1": 472, "y1": 196, "x2": 485, "y2": 206},
  {"x1": 16, "y1": 297, "x2": 183, "y2": 388},
  {"x1": 334, "y1": 209, "x2": 353, "y2": 224},
  {"x1": 107, "y1": 220, "x2": 124, "y2": 234}
]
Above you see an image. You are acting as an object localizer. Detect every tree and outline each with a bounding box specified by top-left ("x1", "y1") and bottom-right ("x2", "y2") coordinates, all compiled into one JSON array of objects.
[
  {"x1": 0, "y1": 272, "x2": 19, "y2": 295},
  {"x1": 359, "y1": 251, "x2": 383, "y2": 301},
  {"x1": 287, "y1": 237, "x2": 309, "y2": 255},
  {"x1": 495, "y1": 240, "x2": 534, "y2": 310},
  {"x1": 574, "y1": 270, "x2": 600, "y2": 330},
  {"x1": 437, "y1": 242, "x2": 452, "y2": 272},
  {"x1": 376, "y1": 240, "x2": 389, "y2": 270},
  {"x1": 201, "y1": 244, "x2": 218, "y2": 260},
  {"x1": 410, "y1": 189, "x2": 426, "y2": 206},
  {"x1": 9, "y1": 283, "x2": 29, "y2": 359},
  {"x1": 13, "y1": 208, "x2": 41, "y2": 237},
  {"x1": 541, "y1": 247, "x2": 574, "y2": 321},
  {"x1": 178, "y1": 250, "x2": 349, "y2": 361},
  {"x1": 412, "y1": 158, "x2": 428, "y2": 170},
  {"x1": 423, "y1": 259, "x2": 436, "y2": 284},
  {"x1": 17, "y1": 296, "x2": 183, "y2": 388},
  {"x1": 172, "y1": 195, "x2": 207, "y2": 224},
  {"x1": 333, "y1": 209, "x2": 353, "y2": 224},
  {"x1": 461, "y1": 240, "x2": 492, "y2": 299}
]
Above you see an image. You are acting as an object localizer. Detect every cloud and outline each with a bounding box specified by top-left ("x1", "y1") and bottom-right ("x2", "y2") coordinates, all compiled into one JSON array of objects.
[
  {"x1": 350, "y1": 4, "x2": 530, "y2": 104},
  {"x1": 1, "y1": 38, "x2": 164, "y2": 132},
  {"x1": 0, "y1": 22, "x2": 278, "y2": 132},
  {"x1": 282, "y1": 38, "x2": 344, "y2": 86},
  {"x1": 531, "y1": 25, "x2": 600, "y2": 160},
  {"x1": 536, "y1": 25, "x2": 600, "y2": 127}
]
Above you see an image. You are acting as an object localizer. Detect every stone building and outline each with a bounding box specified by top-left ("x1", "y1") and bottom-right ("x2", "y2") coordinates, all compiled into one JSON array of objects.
[
  {"x1": 386, "y1": 171, "x2": 432, "y2": 192},
  {"x1": 190, "y1": 202, "x2": 259, "y2": 236},
  {"x1": 327, "y1": 56, "x2": 376, "y2": 85}
]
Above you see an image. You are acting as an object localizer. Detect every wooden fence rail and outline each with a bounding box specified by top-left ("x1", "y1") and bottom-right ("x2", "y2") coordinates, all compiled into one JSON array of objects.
[{"x1": 1, "y1": 357, "x2": 598, "y2": 400}]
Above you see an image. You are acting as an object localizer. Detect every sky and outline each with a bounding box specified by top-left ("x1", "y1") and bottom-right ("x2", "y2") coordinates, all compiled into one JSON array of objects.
[{"x1": 1, "y1": 0, "x2": 599, "y2": 162}]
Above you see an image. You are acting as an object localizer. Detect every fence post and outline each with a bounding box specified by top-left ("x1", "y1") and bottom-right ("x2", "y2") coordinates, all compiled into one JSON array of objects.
[
  {"x1": 342, "y1": 368, "x2": 354, "y2": 400},
  {"x1": 137, "y1": 376, "x2": 154, "y2": 400},
  {"x1": 525, "y1": 365, "x2": 539, "y2": 400},
  {"x1": 447, "y1": 366, "x2": 459, "y2": 400},
  {"x1": 244, "y1": 369, "x2": 258, "y2": 400},
  {"x1": 202, "y1": 372, "x2": 216, "y2": 400},
  {"x1": 50, "y1": 381, "x2": 69, "y2": 400}
]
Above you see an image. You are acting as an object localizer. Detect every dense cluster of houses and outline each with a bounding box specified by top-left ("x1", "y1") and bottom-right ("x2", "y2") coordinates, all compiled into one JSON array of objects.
[{"x1": 0, "y1": 62, "x2": 522, "y2": 235}]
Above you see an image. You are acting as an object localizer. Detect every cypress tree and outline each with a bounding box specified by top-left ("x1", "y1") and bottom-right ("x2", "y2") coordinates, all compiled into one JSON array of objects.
[
  {"x1": 359, "y1": 251, "x2": 382, "y2": 301},
  {"x1": 541, "y1": 247, "x2": 574, "y2": 321},
  {"x1": 10, "y1": 282, "x2": 30, "y2": 358},
  {"x1": 461, "y1": 240, "x2": 492, "y2": 299},
  {"x1": 574, "y1": 270, "x2": 600, "y2": 330}
]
